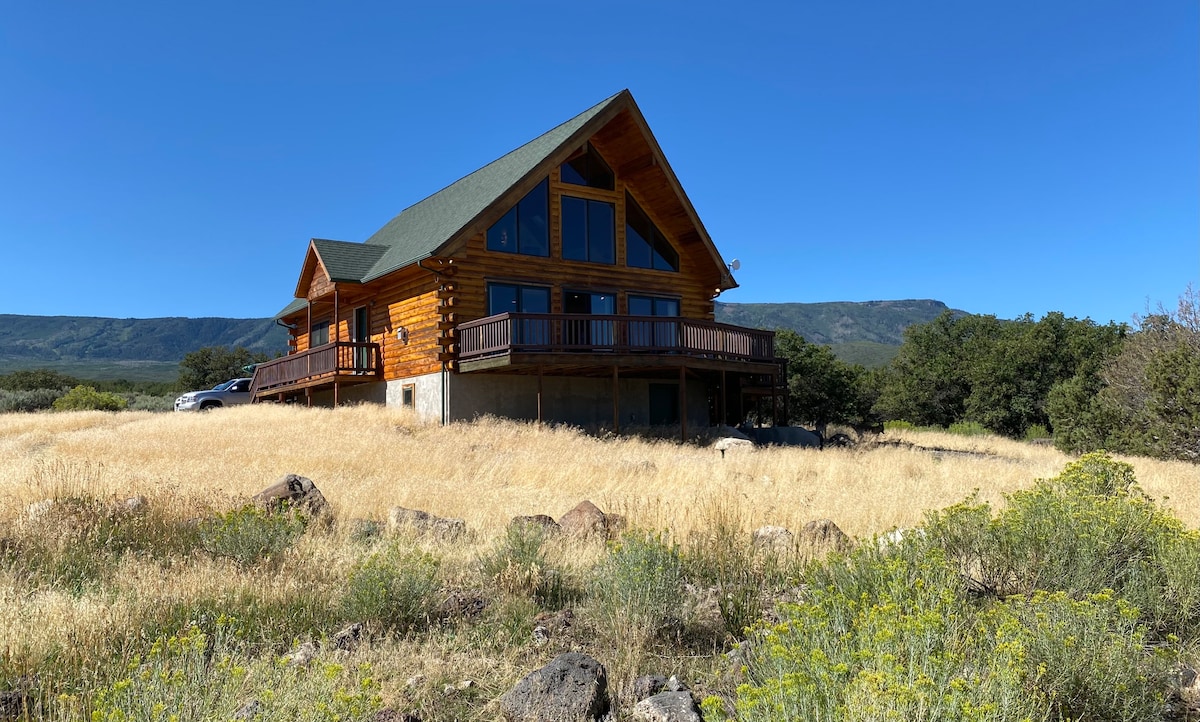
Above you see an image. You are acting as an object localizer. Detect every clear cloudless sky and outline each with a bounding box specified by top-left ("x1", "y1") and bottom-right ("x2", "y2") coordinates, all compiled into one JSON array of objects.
[{"x1": 1, "y1": 0, "x2": 1196, "y2": 326}]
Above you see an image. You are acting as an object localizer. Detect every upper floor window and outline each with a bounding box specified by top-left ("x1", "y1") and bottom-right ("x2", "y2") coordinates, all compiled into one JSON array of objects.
[
  {"x1": 487, "y1": 282, "x2": 551, "y2": 315},
  {"x1": 560, "y1": 144, "x2": 614, "y2": 190},
  {"x1": 562, "y1": 197, "x2": 615, "y2": 265},
  {"x1": 487, "y1": 179, "x2": 549, "y2": 256},
  {"x1": 628, "y1": 294, "x2": 680, "y2": 317},
  {"x1": 626, "y1": 194, "x2": 679, "y2": 272}
]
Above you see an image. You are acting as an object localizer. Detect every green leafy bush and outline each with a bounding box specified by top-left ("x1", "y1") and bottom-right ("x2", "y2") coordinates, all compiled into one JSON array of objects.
[
  {"x1": 947, "y1": 420, "x2": 988, "y2": 436},
  {"x1": 198, "y1": 504, "x2": 308, "y2": 568},
  {"x1": 1023, "y1": 423, "x2": 1051, "y2": 441},
  {"x1": 340, "y1": 542, "x2": 440, "y2": 634},
  {"x1": 52, "y1": 385, "x2": 127, "y2": 412}
]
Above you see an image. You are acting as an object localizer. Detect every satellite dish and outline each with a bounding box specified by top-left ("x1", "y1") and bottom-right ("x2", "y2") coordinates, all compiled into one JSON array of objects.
[{"x1": 730, "y1": 259, "x2": 741, "y2": 271}]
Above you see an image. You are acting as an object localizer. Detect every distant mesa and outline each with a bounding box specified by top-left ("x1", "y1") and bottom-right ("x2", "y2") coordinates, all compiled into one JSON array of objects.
[{"x1": 0, "y1": 299, "x2": 961, "y2": 380}]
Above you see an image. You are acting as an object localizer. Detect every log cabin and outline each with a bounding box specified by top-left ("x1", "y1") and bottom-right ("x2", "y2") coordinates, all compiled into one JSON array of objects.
[{"x1": 251, "y1": 90, "x2": 786, "y2": 436}]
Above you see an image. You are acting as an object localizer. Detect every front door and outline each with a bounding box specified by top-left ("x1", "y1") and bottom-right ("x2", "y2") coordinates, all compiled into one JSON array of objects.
[{"x1": 353, "y1": 307, "x2": 370, "y2": 371}]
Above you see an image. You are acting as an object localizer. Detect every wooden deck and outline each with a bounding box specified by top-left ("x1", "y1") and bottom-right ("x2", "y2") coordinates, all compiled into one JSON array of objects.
[
  {"x1": 250, "y1": 341, "x2": 381, "y2": 400},
  {"x1": 457, "y1": 313, "x2": 776, "y2": 373}
]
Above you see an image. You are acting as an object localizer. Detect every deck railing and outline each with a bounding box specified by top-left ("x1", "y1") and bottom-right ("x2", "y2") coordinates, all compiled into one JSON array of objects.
[
  {"x1": 250, "y1": 342, "x2": 381, "y2": 396},
  {"x1": 458, "y1": 313, "x2": 775, "y2": 363}
]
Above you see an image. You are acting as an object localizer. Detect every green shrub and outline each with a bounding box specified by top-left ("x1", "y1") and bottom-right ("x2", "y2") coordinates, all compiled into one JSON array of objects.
[
  {"x1": 122, "y1": 393, "x2": 175, "y2": 412},
  {"x1": 51, "y1": 385, "x2": 127, "y2": 412},
  {"x1": 78, "y1": 624, "x2": 382, "y2": 722},
  {"x1": 883, "y1": 420, "x2": 915, "y2": 431},
  {"x1": 923, "y1": 452, "x2": 1200, "y2": 635},
  {"x1": 1023, "y1": 423, "x2": 1051, "y2": 441},
  {"x1": 591, "y1": 531, "x2": 686, "y2": 642},
  {"x1": 0, "y1": 388, "x2": 63, "y2": 412},
  {"x1": 947, "y1": 420, "x2": 988, "y2": 436},
  {"x1": 340, "y1": 543, "x2": 440, "y2": 634},
  {"x1": 198, "y1": 504, "x2": 308, "y2": 568},
  {"x1": 983, "y1": 590, "x2": 1168, "y2": 722},
  {"x1": 733, "y1": 455, "x2": 1184, "y2": 721},
  {"x1": 476, "y1": 522, "x2": 571, "y2": 607}
]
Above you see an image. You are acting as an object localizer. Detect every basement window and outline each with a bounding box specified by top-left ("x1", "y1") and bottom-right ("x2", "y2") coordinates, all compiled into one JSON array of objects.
[{"x1": 401, "y1": 384, "x2": 415, "y2": 408}]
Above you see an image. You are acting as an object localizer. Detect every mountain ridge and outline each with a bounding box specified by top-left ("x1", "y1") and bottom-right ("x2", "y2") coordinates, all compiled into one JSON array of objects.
[{"x1": 0, "y1": 299, "x2": 962, "y2": 380}]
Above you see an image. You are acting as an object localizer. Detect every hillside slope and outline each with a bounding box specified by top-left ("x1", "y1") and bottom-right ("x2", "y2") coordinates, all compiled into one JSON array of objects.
[{"x1": 0, "y1": 300, "x2": 958, "y2": 380}]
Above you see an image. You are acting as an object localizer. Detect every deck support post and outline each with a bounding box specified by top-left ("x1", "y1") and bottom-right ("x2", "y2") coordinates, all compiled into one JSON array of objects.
[
  {"x1": 680, "y1": 365, "x2": 688, "y2": 442},
  {"x1": 612, "y1": 366, "x2": 620, "y2": 433},
  {"x1": 771, "y1": 376, "x2": 778, "y2": 427},
  {"x1": 720, "y1": 370, "x2": 727, "y2": 426},
  {"x1": 536, "y1": 366, "x2": 543, "y2": 424}
]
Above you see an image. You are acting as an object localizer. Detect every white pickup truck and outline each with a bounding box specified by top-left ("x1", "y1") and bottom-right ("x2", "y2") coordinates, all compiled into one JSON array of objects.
[{"x1": 174, "y1": 378, "x2": 253, "y2": 411}]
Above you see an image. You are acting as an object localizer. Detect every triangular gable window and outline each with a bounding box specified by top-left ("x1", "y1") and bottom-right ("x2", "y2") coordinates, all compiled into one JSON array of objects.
[
  {"x1": 487, "y1": 179, "x2": 549, "y2": 256},
  {"x1": 625, "y1": 193, "x2": 679, "y2": 272},
  {"x1": 560, "y1": 143, "x2": 614, "y2": 190}
]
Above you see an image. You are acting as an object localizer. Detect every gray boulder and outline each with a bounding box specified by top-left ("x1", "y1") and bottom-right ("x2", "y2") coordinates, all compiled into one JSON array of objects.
[
  {"x1": 253, "y1": 474, "x2": 330, "y2": 517},
  {"x1": 632, "y1": 692, "x2": 702, "y2": 722},
  {"x1": 798, "y1": 518, "x2": 850, "y2": 559},
  {"x1": 499, "y1": 652, "x2": 609, "y2": 722},
  {"x1": 387, "y1": 507, "x2": 467, "y2": 540},
  {"x1": 559, "y1": 501, "x2": 614, "y2": 538},
  {"x1": 751, "y1": 525, "x2": 794, "y2": 553}
]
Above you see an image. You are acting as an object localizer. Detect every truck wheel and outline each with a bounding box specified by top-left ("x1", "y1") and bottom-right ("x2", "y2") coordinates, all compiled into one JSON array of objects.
[{"x1": 200, "y1": 401, "x2": 221, "y2": 411}]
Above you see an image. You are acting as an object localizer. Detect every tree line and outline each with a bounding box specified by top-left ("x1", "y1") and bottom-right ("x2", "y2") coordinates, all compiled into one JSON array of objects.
[{"x1": 778, "y1": 287, "x2": 1199, "y2": 463}]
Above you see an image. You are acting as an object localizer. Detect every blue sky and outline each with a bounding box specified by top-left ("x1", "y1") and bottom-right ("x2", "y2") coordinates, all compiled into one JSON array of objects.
[{"x1": 1, "y1": 1, "x2": 1195, "y2": 326}]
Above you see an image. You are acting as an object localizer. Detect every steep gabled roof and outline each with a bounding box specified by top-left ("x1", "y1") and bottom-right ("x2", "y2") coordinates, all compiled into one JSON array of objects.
[
  {"x1": 277, "y1": 89, "x2": 736, "y2": 318},
  {"x1": 358, "y1": 91, "x2": 625, "y2": 282}
]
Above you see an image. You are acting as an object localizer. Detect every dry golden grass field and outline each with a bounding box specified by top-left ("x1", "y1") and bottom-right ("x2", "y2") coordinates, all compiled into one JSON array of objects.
[
  {"x1": 1, "y1": 405, "x2": 1196, "y2": 720},
  {"x1": 1, "y1": 404, "x2": 1195, "y2": 538}
]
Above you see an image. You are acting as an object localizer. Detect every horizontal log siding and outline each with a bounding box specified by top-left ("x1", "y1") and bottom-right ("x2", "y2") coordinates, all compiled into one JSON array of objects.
[{"x1": 279, "y1": 267, "x2": 442, "y2": 381}]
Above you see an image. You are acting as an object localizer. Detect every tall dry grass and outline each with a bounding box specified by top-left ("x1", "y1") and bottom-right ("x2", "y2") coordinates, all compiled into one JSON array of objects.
[
  {"x1": 2, "y1": 404, "x2": 1195, "y2": 537},
  {"x1": 2, "y1": 405, "x2": 1197, "y2": 718}
]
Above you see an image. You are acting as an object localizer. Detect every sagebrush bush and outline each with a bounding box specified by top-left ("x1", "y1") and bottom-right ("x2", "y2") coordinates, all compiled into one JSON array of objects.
[
  {"x1": 73, "y1": 624, "x2": 382, "y2": 722},
  {"x1": 198, "y1": 504, "x2": 308, "y2": 568},
  {"x1": 340, "y1": 542, "x2": 440, "y2": 634},
  {"x1": 731, "y1": 454, "x2": 1189, "y2": 721},
  {"x1": 476, "y1": 522, "x2": 572, "y2": 607},
  {"x1": 947, "y1": 420, "x2": 988, "y2": 436},
  {"x1": 922, "y1": 452, "x2": 1200, "y2": 636},
  {"x1": 591, "y1": 531, "x2": 686, "y2": 642},
  {"x1": 0, "y1": 387, "x2": 62, "y2": 412},
  {"x1": 51, "y1": 385, "x2": 127, "y2": 412}
]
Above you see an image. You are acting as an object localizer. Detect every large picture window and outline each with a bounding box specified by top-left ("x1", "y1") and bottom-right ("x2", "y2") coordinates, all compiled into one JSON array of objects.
[
  {"x1": 626, "y1": 194, "x2": 679, "y2": 272},
  {"x1": 487, "y1": 179, "x2": 549, "y2": 256},
  {"x1": 562, "y1": 196, "x2": 615, "y2": 264}
]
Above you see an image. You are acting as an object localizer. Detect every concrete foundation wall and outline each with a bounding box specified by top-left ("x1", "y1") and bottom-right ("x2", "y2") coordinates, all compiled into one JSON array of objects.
[{"x1": 385, "y1": 372, "x2": 446, "y2": 421}]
